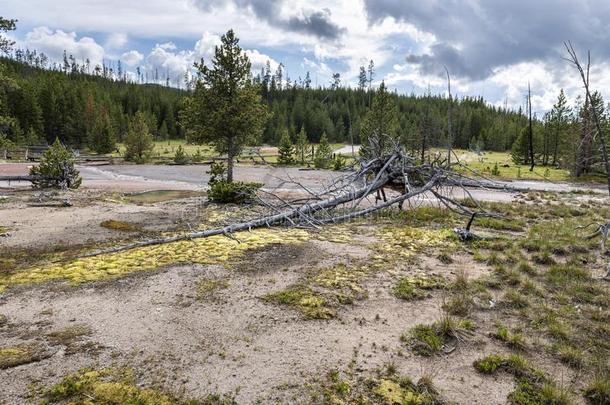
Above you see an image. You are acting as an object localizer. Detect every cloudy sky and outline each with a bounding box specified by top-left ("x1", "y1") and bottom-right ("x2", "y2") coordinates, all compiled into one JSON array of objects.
[{"x1": 4, "y1": 0, "x2": 610, "y2": 113}]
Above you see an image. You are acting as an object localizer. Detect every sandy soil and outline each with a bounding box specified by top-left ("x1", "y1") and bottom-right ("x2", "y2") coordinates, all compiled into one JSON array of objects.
[
  {"x1": 0, "y1": 165, "x2": 594, "y2": 404},
  {"x1": 0, "y1": 228, "x2": 516, "y2": 404}
]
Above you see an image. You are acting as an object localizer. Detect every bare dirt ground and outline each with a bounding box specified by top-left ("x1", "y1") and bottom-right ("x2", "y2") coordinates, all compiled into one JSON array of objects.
[
  {"x1": 1, "y1": 164, "x2": 608, "y2": 404},
  {"x1": 0, "y1": 198, "x2": 514, "y2": 403}
]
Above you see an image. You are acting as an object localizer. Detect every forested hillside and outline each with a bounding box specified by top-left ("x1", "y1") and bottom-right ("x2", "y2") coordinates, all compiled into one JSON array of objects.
[
  {"x1": 0, "y1": 57, "x2": 184, "y2": 152},
  {"x1": 256, "y1": 84, "x2": 523, "y2": 152},
  {"x1": 1, "y1": 55, "x2": 523, "y2": 153}
]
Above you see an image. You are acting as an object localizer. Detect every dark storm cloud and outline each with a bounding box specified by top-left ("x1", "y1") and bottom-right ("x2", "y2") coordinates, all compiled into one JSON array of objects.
[
  {"x1": 193, "y1": 0, "x2": 344, "y2": 40},
  {"x1": 364, "y1": 0, "x2": 610, "y2": 79},
  {"x1": 284, "y1": 9, "x2": 344, "y2": 39}
]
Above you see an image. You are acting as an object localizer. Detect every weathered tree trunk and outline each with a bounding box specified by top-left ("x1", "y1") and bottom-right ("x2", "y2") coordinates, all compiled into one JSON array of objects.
[
  {"x1": 528, "y1": 83, "x2": 535, "y2": 172},
  {"x1": 445, "y1": 67, "x2": 453, "y2": 166},
  {"x1": 227, "y1": 136, "x2": 235, "y2": 183},
  {"x1": 565, "y1": 43, "x2": 610, "y2": 195},
  {"x1": 552, "y1": 126, "x2": 559, "y2": 166}
]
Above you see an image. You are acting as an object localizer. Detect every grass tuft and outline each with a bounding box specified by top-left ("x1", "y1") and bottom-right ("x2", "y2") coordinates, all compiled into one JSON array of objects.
[
  {"x1": 403, "y1": 317, "x2": 475, "y2": 356},
  {"x1": 197, "y1": 278, "x2": 230, "y2": 299},
  {"x1": 393, "y1": 274, "x2": 444, "y2": 301},
  {"x1": 584, "y1": 376, "x2": 610, "y2": 405}
]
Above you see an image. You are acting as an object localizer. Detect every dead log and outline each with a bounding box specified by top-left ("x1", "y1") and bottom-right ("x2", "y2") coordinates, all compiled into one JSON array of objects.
[
  {"x1": 83, "y1": 158, "x2": 398, "y2": 257},
  {"x1": 81, "y1": 149, "x2": 501, "y2": 258},
  {"x1": 0, "y1": 175, "x2": 48, "y2": 182}
]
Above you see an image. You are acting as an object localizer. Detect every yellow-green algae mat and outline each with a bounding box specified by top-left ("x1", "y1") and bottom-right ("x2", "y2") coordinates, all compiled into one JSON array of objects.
[{"x1": 0, "y1": 228, "x2": 311, "y2": 293}]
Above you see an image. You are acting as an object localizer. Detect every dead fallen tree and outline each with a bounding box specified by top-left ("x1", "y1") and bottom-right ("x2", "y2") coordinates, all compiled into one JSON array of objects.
[
  {"x1": 84, "y1": 148, "x2": 497, "y2": 258},
  {"x1": 0, "y1": 175, "x2": 48, "y2": 182}
]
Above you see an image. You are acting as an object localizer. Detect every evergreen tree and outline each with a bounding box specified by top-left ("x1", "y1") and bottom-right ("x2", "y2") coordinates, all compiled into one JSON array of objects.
[
  {"x1": 277, "y1": 130, "x2": 294, "y2": 165},
  {"x1": 0, "y1": 16, "x2": 17, "y2": 143},
  {"x1": 124, "y1": 111, "x2": 154, "y2": 163},
  {"x1": 358, "y1": 66, "x2": 367, "y2": 90},
  {"x1": 29, "y1": 137, "x2": 81, "y2": 189},
  {"x1": 159, "y1": 121, "x2": 168, "y2": 141},
  {"x1": 549, "y1": 89, "x2": 570, "y2": 166},
  {"x1": 181, "y1": 29, "x2": 268, "y2": 182},
  {"x1": 314, "y1": 132, "x2": 332, "y2": 169},
  {"x1": 511, "y1": 128, "x2": 529, "y2": 165},
  {"x1": 89, "y1": 111, "x2": 115, "y2": 154},
  {"x1": 360, "y1": 81, "x2": 398, "y2": 157},
  {"x1": 173, "y1": 144, "x2": 189, "y2": 164},
  {"x1": 295, "y1": 127, "x2": 308, "y2": 164},
  {"x1": 0, "y1": 17, "x2": 16, "y2": 54},
  {"x1": 575, "y1": 92, "x2": 605, "y2": 176}
]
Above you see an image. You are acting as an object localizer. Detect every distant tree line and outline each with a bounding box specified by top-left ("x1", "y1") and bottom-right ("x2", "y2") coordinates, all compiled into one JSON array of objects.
[
  {"x1": 0, "y1": 56, "x2": 184, "y2": 153},
  {"x1": 250, "y1": 61, "x2": 524, "y2": 154}
]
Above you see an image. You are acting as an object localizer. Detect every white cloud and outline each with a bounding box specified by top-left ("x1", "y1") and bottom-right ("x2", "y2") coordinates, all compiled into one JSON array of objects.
[
  {"x1": 158, "y1": 42, "x2": 177, "y2": 51},
  {"x1": 245, "y1": 49, "x2": 279, "y2": 73},
  {"x1": 105, "y1": 33, "x2": 128, "y2": 50},
  {"x1": 23, "y1": 27, "x2": 105, "y2": 67},
  {"x1": 121, "y1": 50, "x2": 144, "y2": 66},
  {"x1": 193, "y1": 32, "x2": 221, "y2": 60},
  {"x1": 146, "y1": 44, "x2": 193, "y2": 82},
  {"x1": 302, "y1": 57, "x2": 333, "y2": 85}
]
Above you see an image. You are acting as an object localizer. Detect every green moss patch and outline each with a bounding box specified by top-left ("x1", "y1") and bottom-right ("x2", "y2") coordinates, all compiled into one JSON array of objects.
[
  {"x1": 197, "y1": 278, "x2": 230, "y2": 299},
  {"x1": 100, "y1": 220, "x2": 143, "y2": 232},
  {"x1": 0, "y1": 343, "x2": 50, "y2": 369},
  {"x1": 41, "y1": 368, "x2": 236, "y2": 404},
  {"x1": 263, "y1": 263, "x2": 370, "y2": 319},
  {"x1": 0, "y1": 228, "x2": 310, "y2": 292},
  {"x1": 375, "y1": 227, "x2": 455, "y2": 263},
  {"x1": 46, "y1": 324, "x2": 91, "y2": 346},
  {"x1": 263, "y1": 284, "x2": 334, "y2": 319},
  {"x1": 311, "y1": 366, "x2": 448, "y2": 404},
  {"x1": 393, "y1": 274, "x2": 445, "y2": 301}
]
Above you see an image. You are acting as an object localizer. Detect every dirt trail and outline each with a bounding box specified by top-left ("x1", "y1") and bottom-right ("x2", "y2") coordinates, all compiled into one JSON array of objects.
[{"x1": 1, "y1": 163, "x2": 605, "y2": 196}]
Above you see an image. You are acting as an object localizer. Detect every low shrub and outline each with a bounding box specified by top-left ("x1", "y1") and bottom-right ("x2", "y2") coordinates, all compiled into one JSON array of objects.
[
  {"x1": 208, "y1": 180, "x2": 261, "y2": 204},
  {"x1": 30, "y1": 138, "x2": 81, "y2": 189}
]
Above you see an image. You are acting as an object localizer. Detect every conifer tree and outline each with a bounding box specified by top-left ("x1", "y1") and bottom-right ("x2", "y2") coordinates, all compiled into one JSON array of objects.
[
  {"x1": 277, "y1": 130, "x2": 294, "y2": 165},
  {"x1": 549, "y1": 89, "x2": 570, "y2": 166},
  {"x1": 173, "y1": 144, "x2": 189, "y2": 164},
  {"x1": 358, "y1": 66, "x2": 367, "y2": 90},
  {"x1": 511, "y1": 128, "x2": 529, "y2": 165},
  {"x1": 314, "y1": 132, "x2": 332, "y2": 169},
  {"x1": 89, "y1": 111, "x2": 115, "y2": 154},
  {"x1": 124, "y1": 111, "x2": 154, "y2": 163},
  {"x1": 30, "y1": 138, "x2": 81, "y2": 189},
  {"x1": 0, "y1": 17, "x2": 16, "y2": 54},
  {"x1": 0, "y1": 16, "x2": 17, "y2": 143},
  {"x1": 360, "y1": 81, "x2": 398, "y2": 158},
  {"x1": 295, "y1": 127, "x2": 308, "y2": 164},
  {"x1": 181, "y1": 29, "x2": 268, "y2": 182}
]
